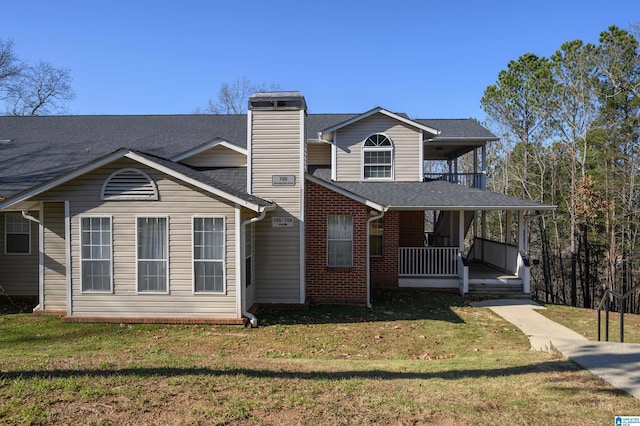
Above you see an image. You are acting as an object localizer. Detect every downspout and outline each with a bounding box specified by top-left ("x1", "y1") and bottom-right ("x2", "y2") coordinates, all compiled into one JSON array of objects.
[
  {"x1": 21, "y1": 210, "x2": 40, "y2": 224},
  {"x1": 241, "y1": 206, "x2": 273, "y2": 327},
  {"x1": 366, "y1": 207, "x2": 387, "y2": 308}
]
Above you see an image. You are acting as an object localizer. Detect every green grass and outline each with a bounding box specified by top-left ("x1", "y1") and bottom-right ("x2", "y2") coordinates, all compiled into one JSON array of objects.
[
  {"x1": 538, "y1": 301, "x2": 640, "y2": 343},
  {"x1": 0, "y1": 290, "x2": 638, "y2": 425}
]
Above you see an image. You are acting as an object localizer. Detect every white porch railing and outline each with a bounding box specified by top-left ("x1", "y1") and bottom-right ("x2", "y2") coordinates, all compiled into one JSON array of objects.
[{"x1": 398, "y1": 247, "x2": 458, "y2": 276}]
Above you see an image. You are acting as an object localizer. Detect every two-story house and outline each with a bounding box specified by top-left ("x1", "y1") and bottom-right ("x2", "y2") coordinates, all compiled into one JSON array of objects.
[{"x1": 0, "y1": 92, "x2": 554, "y2": 325}]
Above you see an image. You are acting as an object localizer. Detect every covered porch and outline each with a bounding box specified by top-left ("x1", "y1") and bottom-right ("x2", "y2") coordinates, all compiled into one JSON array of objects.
[{"x1": 393, "y1": 208, "x2": 532, "y2": 297}]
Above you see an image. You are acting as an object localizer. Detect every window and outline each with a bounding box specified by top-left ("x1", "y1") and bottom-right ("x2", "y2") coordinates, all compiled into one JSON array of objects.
[
  {"x1": 370, "y1": 219, "x2": 383, "y2": 257},
  {"x1": 327, "y1": 215, "x2": 353, "y2": 267},
  {"x1": 81, "y1": 217, "x2": 112, "y2": 292},
  {"x1": 5, "y1": 212, "x2": 31, "y2": 254},
  {"x1": 137, "y1": 217, "x2": 168, "y2": 293},
  {"x1": 363, "y1": 134, "x2": 393, "y2": 179},
  {"x1": 193, "y1": 217, "x2": 225, "y2": 293}
]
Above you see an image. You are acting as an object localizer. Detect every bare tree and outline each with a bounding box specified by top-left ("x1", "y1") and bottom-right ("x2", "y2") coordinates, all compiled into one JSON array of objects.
[
  {"x1": 4, "y1": 61, "x2": 75, "y2": 116},
  {"x1": 0, "y1": 39, "x2": 24, "y2": 96},
  {"x1": 196, "y1": 76, "x2": 281, "y2": 114}
]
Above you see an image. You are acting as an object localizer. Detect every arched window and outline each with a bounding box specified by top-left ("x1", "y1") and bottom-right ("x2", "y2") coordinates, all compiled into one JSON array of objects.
[
  {"x1": 101, "y1": 168, "x2": 159, "y2": 201},
  {"x1": 363, "y1": 134, "x2": 393, "y2": 179}
]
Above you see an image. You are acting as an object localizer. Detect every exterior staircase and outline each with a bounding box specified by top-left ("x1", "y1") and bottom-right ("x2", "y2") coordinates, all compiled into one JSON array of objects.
[{"x1": 466, "y1": 262, "x2": 529, "y2": 299}]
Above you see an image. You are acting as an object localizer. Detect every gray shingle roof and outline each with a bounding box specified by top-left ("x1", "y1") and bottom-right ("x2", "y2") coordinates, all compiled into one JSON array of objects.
[
  {"x1": 0, "y1": 111, "x2": 497, "y2": 200},
  {"x1": 416, "y1": 119, "x2": 498, "y2": 140},
  {"x1": 131, "y1": 153, "x2": 270, "y2": 208},
  {"x1": 0, "y1": 114, "x2": 246, "y2": 198},
  {"x1": 306, "y1": 115, "x2": 497, "y2": 141},
  {"x1": 308, "y1": 168, "x2": 554, "y2": 210}
]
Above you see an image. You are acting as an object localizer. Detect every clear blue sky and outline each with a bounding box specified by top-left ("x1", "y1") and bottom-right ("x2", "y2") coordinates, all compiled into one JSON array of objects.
[{"x1": 2, "y1": 0, "x2": 637, "y2": 120}]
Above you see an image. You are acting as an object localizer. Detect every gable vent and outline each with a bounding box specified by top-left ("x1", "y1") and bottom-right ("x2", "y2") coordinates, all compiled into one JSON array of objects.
[{"x1": 101, "y1": 168, "x2": 159, "y2": 201}]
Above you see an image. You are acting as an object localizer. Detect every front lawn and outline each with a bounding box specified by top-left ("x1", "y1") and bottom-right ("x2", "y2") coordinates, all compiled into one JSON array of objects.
[{"x1": 1, "y1": 290, "x2": 638, "y2": 425}]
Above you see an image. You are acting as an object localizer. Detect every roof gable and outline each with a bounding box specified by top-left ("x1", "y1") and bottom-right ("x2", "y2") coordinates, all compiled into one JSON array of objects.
[
  {"x1": 318, "y1": 107, "x2": 440, "y2": 140},
  {"x1": 0, "y1": 149, "x2": 271, "y2": 212},
  {"x1": 171, "y1": 138, "x2": 247, "y2": 162}
]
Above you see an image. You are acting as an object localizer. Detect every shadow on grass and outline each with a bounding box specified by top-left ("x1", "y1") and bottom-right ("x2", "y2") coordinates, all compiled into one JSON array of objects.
[
  {"x1": 0, "y1": 360, "x2": 625, "y2": 397},
  {"x1": 260, "y1": 289, "x2": 465, "y2": 326}
]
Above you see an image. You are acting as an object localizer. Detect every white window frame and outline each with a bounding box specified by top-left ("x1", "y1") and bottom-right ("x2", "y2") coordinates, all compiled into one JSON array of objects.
[
  {"x1": 362, "y1": 133, "x2": 394, "y2": 180},
  {"x1": 136, "y1": 216, "x2": 169, "y2": 294},
  {"x1": 79, "y1": 215, "x2": 113, "y2": 293},
  {"x1": 192, "y1": 216, "x2": 226, "y2": 294},
  {"x1": 4, "y1": 212, "x2": 31, "y2": 255},
  {"x1": 327, "y1": 214, "x2": 353, "y2": 267}
]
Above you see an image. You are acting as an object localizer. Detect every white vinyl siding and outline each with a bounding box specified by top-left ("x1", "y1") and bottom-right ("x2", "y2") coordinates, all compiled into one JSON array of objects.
[
  {"x1": 137, "y1": 217, "x2": 169, "y2": 293},
  {"x1": 327, "y1": 215, "x2": 353, "y2": 267},
  {"x1": 0, "y1": 212, "x2": 39, "y2": 296},
  {"x1": 307, "y1": 142, "x2": 331, "y2": 165},
  {"x1": 250, "y1": 109, "x2": 303, "y2": 303},
  {"x1": 80, "y1": 216, "x2": 112, "y2": 292},
  {"x1": 31, "y1": 158, "x2": 239, "y2": 319},
  {"x1": 42, "y1": 203, "x2": 67, "y2": 309},
  {"x1": 245, "y1": 221, "x2": 252, "y2": 288},
  {"x1": 4, "y1": 212, "x2": 30, "y2": 254},
  {"x1": 179, "y1": 145, "x2": 247, "y2": 168},
  {"x1": 193, "y1": 217, "x2": 225, "y2": 293},
  {"x1": 335, "y1": 113, "x2": 422, "y2": 181}
]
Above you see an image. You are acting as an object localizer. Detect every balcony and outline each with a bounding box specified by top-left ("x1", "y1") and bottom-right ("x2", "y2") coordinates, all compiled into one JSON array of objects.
[{"x1": 423, "y1": 172, "x2": 486, "y2": 189}]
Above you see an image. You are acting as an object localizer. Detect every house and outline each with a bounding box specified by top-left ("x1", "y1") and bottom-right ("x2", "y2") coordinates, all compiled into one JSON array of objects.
[{"x1": 0, "y1": 92, "x2": 554, "y2": 325}]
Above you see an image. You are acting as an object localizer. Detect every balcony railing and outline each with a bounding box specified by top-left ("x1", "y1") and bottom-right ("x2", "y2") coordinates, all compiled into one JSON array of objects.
[
  {"x1": 423, "y1": 172, "x2": 486, "y2": 189},
  {"x1": 398, "y1": 247, "x2": 459, "y2": 276}
]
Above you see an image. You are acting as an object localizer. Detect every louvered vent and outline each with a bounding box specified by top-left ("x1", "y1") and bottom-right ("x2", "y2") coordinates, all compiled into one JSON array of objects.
[{"x1": 101, "y1": 168, "x2": 159, "y2": 201}]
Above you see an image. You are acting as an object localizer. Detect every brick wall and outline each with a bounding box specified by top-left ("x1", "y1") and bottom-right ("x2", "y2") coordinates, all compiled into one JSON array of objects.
[
  {"x1": 305, "y1": 181, "x2": 426, "y2": 298},
  {"x1": 305, "y1": 180, "x2": 369, "y2": 305},
  {"x1": 370, "y1": 211, "x2": 399, "y2": 288},
  {"x1": 399, "y1": 211, "x2": 425, "y2": 247}
]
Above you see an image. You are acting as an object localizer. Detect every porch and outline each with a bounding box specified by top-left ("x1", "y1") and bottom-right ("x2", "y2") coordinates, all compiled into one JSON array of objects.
[{"x1": 397, "y1": 240, "x2": 529, "y2": 298}]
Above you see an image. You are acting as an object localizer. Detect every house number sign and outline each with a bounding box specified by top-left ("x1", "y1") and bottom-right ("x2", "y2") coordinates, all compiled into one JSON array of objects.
[
  {"x1": 272, "y1": 217, "x2": 294, "y2": 228},
  {"x1": 272, "y1": 175, "x2": 296, "y2": 186}
]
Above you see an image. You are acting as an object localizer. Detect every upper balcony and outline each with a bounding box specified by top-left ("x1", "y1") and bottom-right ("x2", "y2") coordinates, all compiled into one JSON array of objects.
[{"x1": 422, "y1": 139, "x2": 488, "y2": 189}]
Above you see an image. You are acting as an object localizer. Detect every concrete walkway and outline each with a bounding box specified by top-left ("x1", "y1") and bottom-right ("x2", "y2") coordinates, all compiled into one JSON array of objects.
[{"x1": 471, "y1": 299, "x2": 640, "y2": 399}]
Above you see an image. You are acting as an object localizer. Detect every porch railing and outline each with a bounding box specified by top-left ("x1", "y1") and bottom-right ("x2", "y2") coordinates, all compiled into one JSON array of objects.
[
  {"x1": 423, "y1": 172, "x2": 486, "y2": 189},
  {"x1": 398, "y1": 247, "x2": 458, "y2": 276}
]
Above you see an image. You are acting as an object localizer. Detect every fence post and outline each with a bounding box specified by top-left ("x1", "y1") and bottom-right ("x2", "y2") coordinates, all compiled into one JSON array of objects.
[
  {"x1": 605, "y1": 298, "x2": 610, "y2": 342},
  {"x1": 621, "y1": 298, "x2": 625, "y2": 343},
  {"x1": 597, "y1": 308, "x2": 601, "y2": 341}
]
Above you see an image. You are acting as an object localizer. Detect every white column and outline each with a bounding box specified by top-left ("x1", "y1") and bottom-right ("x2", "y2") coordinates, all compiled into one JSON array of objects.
[{"x1": 458, "y1": 210, "x2": 465, "y2": 252}]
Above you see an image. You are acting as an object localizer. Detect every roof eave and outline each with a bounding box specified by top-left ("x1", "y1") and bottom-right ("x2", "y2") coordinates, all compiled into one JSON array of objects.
[
  {"x1": 305, "y1": 174, "x2": 385, "y2": 212},
  {"x1": 0, "y1": 149, "x2": 269, "y2": 213},
  {"x1": 319, "y1": 107, "x2": 441, "y2": 137},
  {"x1": 425, "y1": 137, "x2": 499, "y2": 143},
  {"x1": 386, "y1": 205, "x2": 557, "y2": 211}
]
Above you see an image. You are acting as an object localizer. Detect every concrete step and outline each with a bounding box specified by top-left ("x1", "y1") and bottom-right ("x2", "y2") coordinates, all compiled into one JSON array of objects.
[{"x1": 467, "y1": 283, "x2": 527, "y2": 300}]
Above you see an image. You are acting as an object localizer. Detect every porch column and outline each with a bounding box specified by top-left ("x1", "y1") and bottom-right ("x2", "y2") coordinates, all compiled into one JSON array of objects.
[
  {"x1": 518, "y1": 210, "x2": 530, "y2": 294},
  {"x1": 459, "y1": 209, "x2": 468, "y2": 294},
  {"x1": 504, "y1": 211, "x2": 512, "y2": 275},
  {"x1": 481, "y1": 144, "x2": 487, "y2": 189},
  {"x1": 505, "y1": 210, "x2": 513, "y2": 245},
  {"x1": 458, "y1": 210, "x2": 465, "y2": 252}
]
